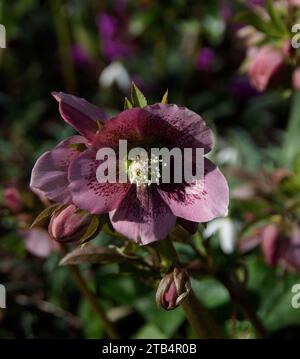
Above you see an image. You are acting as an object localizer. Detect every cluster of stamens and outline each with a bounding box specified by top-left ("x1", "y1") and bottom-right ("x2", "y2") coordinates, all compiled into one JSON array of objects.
[{"x1": 128, "y1": 154, "x2": 165, "y2": 187}]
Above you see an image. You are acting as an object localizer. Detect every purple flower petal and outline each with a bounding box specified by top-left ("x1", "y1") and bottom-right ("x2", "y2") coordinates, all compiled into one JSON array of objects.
[
  {"x1": 68, "y1": 149, "x2": 130, "y2": 213},
  {"x1": 144, "y1": 104, "x2": 213, "y2": 153},
  {"x1": 110, "y1": 185, "x2": 176, "y2": 245},
  {"x1": 158, "y1": 159, "x2": 229, "y2": 223},
  {"x1": 52, "y1": 92, "x2": 108, "y2": 140},
  {"x1": 30, "y1": 136, "x2": 86, "y2": 203},
  {"x1": 93, "y1": 104, "x2": 213, "y2": 153}
]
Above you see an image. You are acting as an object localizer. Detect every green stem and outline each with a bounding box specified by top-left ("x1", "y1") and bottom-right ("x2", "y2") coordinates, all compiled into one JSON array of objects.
[
  {"x1": 50, "y1": 0, "x2": 77, "y2": 93},
  {"x1": 154, "y1": 238, "x2": 225, "y2": 339},
  {"x1": 181, "y1": 291, "x2": 224, "y2": 339},
  {"x1": 218, "y1": 272, "x2": 268, "y2": 339},
  {"x1": 60, "y1": 245, "x2": 121, "y2": 339},
  {"x1": 283, "y1": 91, "x2": 300, "y2": 167}
]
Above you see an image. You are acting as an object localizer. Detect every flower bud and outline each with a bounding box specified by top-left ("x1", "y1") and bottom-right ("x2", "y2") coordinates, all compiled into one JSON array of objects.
[
  {"x1": 261, "y1": 224, "x2": 289, "y2": 267},
  {"x1": 48, "y1": 204, "x2": 94, "y2": 243},
  {"x1": 293, "y1": 68, "x2": 300, "y2": 91},
  {"x1": 248, "y1": 45, "x2": 285, "y2": 92},
  {"x1": 156, "y1": 267, "x2": 191, "y2": 310},
  {"x1": 4, "y1": 187, "x2": 23, "y2": 213}
]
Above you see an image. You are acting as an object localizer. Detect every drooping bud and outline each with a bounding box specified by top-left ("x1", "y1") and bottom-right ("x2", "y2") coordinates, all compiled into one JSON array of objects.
[
  {"x1": 48, "y1": 204, "x2": 96, "y2": 243},
  {"x1": 156, "y1": 267, "x2": 191, "y2": 310},
  {"x1": 261, "y1": 224, "x2": 289, "y2": 267}
]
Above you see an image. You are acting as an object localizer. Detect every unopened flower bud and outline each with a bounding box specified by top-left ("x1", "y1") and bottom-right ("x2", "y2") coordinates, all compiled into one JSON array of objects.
[
  {"x1": 261, "y1": 224, "x2": 289, "y2": 267},
  {"x1": 156, "y1": 267, "x2": 191, "y2": 310},
  {"x1": 48, "y1": 204, "x2": 94, "y2": 243},
  {"x1": 248, "y1": 46, "x2": 285, "y2": 92}
]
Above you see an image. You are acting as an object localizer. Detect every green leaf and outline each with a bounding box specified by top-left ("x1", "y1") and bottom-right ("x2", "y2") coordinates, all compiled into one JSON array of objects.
[
  {"x1": 131, "y1": 82, "x2": 147, "y2": 108},
  {"x1": 134, "y1": 295, "x2": 185, "y2": 336},
  {"x1": 234, "y1": 12, "x2": 283, "y2": 39},
  {"x1": 265, "y1": 0, "x2": 288, "y2": 35},
  {"x1": 79, "y1": 215, "x2": 101, "y2": 244},
  {"x1": 132, "y1": 324, "x2": 167, "y2": 339},
  {"x1": 30, "y1": 203, "x2": 60, "y2": 228},
  {"x1": 79, "y1": 299, "x2": 104, "y2": 338},
  {"x1": 247, "y1": 257, "x2": 300, "y2": 332},
  {"x1": 124, "y1": 97, "x2": 133, "y2": 110},
  {"x1": 161, "y1": 89, "x2": 168, "y2": 104},
  {"x1": 283, "y1": 91, "x2": 300, "y2": 167},
  {"x1": 59, "y1": 244, "x2": 126, "y2": 266}
]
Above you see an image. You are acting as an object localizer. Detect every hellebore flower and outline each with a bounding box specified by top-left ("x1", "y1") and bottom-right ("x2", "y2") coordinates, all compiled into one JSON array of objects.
[
  {"x1": 30, "y1": 91, "x2": 229, "y2": 245},
  {"x1": 48, "y1": 204, "x2": 94, "y2": 243},
  {"x1": 239, "y1": 222, "x2": 300, "y2": 272},
  {"x1": 156, "y1": 267, "x2": 191, "y2": 310},
  {"x1": 248, "y1": 45, "x2": 285, "y2": 92}
]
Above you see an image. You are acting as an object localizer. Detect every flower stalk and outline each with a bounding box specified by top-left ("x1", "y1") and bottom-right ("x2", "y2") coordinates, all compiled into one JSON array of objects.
[
  {"x1": 154, "y1": 238, "x2": 225, "y2": 339},
  {"x1": 60, "y1": 244, "x2": 121, "y2": 339}
]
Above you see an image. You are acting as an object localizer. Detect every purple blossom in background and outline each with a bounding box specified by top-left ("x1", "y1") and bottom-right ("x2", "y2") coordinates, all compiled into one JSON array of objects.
[
  {"x1": 98, "y1": 13, "x2": 119, "y2": 38},
  {"x1": 220, "y1": 1, "x2": 233, "y2": 22},
  {"x1": 71, "y1": 44, "x2": 93, "y2": 68},
  {"x1": 98, "y1": 11, "x2": 135, "y2": 61},
  {"x1": 230, "y1": 76, "x2": 259, "y2": 99},
  {"x1": 248, "y1": 0, "x2": 264, "y2": 6},
  {"x1": 196, "y1": 47, "x2": 216, "y2": 72}
]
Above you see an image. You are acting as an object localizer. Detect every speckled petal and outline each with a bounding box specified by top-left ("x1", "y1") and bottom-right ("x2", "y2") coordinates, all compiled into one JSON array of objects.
[
  {"x1": 158, "y1": 159, "x2": 229, "y2": 222},
  {"x1": 68, "y1": 149, "x2": 130, "y2": 213},
  {"x1": 110, "y1": 185, "x2": 177, "y2": 245},
  {"x1": 92, "y1": 104, "x2": 213, "y2": 152}
]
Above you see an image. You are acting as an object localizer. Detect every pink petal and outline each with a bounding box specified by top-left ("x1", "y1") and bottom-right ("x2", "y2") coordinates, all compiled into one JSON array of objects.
[
  {"x1": 68, "y1": 149, "x2": 129, "y2": 213},
  {"x1": 110, "y1": 185, "x2": 176, "y2": 245},
  {"x1": 248, "y1": 46, "x2": 285, "y2": 92},
  {"x1": 30, "y1": 136, "x2": 86, "y2": 203},
  {"x1": 52, "y1": 92, "x2": 108, "y2": 141},
  {"x1": 158, "y1": 159, "x2": 229, "y2": 223},
  {"x1": 22, "y1": 228, "x2": 58, "y2": 258},
  {"x1": 283, "y1": 225, "x2": 300, "y2": 272}
]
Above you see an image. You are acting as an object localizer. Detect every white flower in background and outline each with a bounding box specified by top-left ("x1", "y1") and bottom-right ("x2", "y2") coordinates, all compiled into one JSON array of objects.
[
  {"x1": 0, "y1": 24, "x2": 6, "y2": 48},
  {"x1": 99, "y1": 61, "x2": 131, "y2": 92},
  {"x1": 216, "y1": 147, "x2": 239, "y2": 166},
  {"x1": 204, "y1": 218, "x2": 239, "y2": 254}
]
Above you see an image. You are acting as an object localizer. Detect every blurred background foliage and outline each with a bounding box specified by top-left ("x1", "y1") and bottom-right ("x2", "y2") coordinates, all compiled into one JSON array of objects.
[{"x1": 1, "y1": 0, "x2": 300, "y2": 339}]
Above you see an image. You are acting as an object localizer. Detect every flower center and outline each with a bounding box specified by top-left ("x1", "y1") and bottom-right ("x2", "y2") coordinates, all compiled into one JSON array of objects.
[{"x1": 127, "y1": 154, "x2": 162, "y2": 187}]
